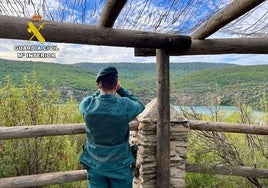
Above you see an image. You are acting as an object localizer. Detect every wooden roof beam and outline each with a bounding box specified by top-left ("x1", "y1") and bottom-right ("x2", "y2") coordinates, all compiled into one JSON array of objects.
[
  {"x1": 192, "y1": 0, "x2": 266, "y2": 40},
  {"x1": 0, "y1": 15, "x2": 191, "y2": 49},
  {"x1": 134, "y1": 37, "x2": 268, "y2": 56},
  {"x1": 134, "y1": 0, "x2": 265, "y2": 57},
  {"x1": 98, "y1": 0, "x2": 127, "y2": 27}
]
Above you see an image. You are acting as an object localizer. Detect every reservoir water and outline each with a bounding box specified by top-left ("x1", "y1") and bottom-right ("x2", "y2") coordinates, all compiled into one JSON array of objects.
[{"x1": 174, "y1": 105, "x2": 264, "y2": 117}]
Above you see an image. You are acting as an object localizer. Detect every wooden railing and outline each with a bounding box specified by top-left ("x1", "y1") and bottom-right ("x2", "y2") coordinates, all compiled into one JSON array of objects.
[{"x1": 0, "y1": 120, "x2": 268, "y2": 188}]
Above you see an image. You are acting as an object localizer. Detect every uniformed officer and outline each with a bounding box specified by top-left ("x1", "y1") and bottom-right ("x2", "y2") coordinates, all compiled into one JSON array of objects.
[{"x1": 79, "y1": 66, "x2": 145, "y2": 188}]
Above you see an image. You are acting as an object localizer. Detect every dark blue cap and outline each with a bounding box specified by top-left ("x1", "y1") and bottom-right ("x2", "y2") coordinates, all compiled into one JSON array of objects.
[{"x1": 96, "y1": 66, "x2": 118, "y2": 82}]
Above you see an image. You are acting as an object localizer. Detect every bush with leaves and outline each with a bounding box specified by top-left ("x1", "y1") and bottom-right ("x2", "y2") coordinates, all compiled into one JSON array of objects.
[
  {"x1": 0, "y1": 73, "x2": 86, "y2": 187},
  {"x1": 185, "y1": 92, "x2": 268, "y2": 188}
]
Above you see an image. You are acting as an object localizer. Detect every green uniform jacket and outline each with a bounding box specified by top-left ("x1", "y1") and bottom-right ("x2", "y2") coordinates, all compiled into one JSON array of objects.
[{"x1": 79, "y1": 87, "x2": 145, "y2": 170}]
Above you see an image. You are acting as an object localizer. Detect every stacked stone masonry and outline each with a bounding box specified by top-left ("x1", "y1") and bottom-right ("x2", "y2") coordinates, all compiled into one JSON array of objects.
[{"x1": 130, "y1": 98, "x2": 189, "y2": 188}]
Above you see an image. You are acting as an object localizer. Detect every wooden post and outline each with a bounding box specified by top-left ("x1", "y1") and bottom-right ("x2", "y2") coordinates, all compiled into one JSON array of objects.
[{"x1": 156, "y1": 49, "x2": 170, "y2": 188}]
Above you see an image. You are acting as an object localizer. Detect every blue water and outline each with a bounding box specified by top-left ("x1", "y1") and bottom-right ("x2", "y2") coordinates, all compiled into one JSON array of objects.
[{"x1": 174, "y1": 105, "x2": 264, "y2": 117}]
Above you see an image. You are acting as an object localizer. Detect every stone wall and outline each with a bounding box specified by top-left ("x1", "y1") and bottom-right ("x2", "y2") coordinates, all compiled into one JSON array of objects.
[{"x1": 130, "y1": 98, "x2": 189, "y2": 188}]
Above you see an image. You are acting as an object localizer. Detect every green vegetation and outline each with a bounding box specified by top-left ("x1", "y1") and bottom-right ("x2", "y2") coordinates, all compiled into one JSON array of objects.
[
  {"x1": 0, "y1": 59, "x2": 237, "y2": 104},
  {"x1": 173, "y1": 65, "x2": 268, "y2": 110},
  {"x1": 0, "y1": 59, "x2": 267, "y2": 187},
  {"x1": 1, "y1": 58, "x2": 267, "y2": 110},
  {"x1": 184, "y1": 104, "x2": 268, "y2": 188},
  {"x1": 1, "y1": 59, "x2": 267, "y2": 111},
  {"x1": 0, "y1": 59, "x2": 96, "y2": 102},
  {"x1": 0, "y1": 74, "x2": 87, "y2": 187}
]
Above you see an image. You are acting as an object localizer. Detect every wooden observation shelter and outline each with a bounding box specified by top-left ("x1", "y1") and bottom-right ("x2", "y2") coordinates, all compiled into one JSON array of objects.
[{"x1": 0, "y1": 0, "x2": 267, "y2": 187}]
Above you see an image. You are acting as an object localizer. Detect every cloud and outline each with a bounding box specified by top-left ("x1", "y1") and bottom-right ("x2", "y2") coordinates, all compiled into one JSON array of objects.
[
  {"x1": 55, "y1": 43, "x2": 155, "y2": 63},
  {"x1": 0, "y1": 38, "x2": 22, "y2": 60}
]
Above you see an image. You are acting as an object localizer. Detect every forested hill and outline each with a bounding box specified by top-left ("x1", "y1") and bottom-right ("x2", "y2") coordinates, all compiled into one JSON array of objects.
[
  {"x1": 72, "y1": 62, "x2": 236, "y2": 80},
  {"x1": 0, "y1": 59, "x2": 267, "y2": 110},
  {"x1": 0, "y1": 59, "x2": 97, "y2": 90},
  {"x1": 172, "y1": 64, "x2": 268, "y2": 109},
  {"x1": 0, "y1": 59, "x2": 234, "y2": 91},
  {"x1": 72, "y1": 62, "x2": 236, "y2": 92}
]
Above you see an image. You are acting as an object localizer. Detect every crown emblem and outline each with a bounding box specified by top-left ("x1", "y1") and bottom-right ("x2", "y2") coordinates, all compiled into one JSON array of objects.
[{"x1": 32, "y1": 15, "x2": 42, "y2": 21}]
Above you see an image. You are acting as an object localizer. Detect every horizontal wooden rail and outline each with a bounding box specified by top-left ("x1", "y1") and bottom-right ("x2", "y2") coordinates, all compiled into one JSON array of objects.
[
  {"x1": 1, "y1": 163, "x2": 268, "y2": 188},
  {"x1": 0, "y1": 121, "x2": 139, "y2": 140},
  {"x1": 0, "y1": 124, "x2": 85, "y2": 140},
  {"x1": 1, "y1": 120, "x2": 267, "y2": 140},
  {"x1": 0, "y1": 170, "x2": 87, "y2": 188},
  {"x1": 189, "y1": 120, "x2": 268, "y2": 135},
  {"x1": 186, "y1": 163, "x2": 268, "y2": 178},
  {"x1": 2, "y1": 121, "x2": 266, "y2": 139},
  {"x1": 134, "y1": 37, "x2": 268, "y2": 56},
  {"x1": 0, "y1": 15, "x2": 191, "y2": 49}
]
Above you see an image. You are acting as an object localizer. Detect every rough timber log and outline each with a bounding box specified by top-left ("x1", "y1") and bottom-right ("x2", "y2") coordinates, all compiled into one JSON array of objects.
[
  {"x1": 1, "y1": 120, "x2": 268, "y2": 140},
  {"x1": 0, "y1": 15, "x2": 191, "y2": 49},
  {"x1": 0, "y1": 121, "x2": 139, "y2": 140},
  {"x1": 1, "y1": 164, "x2": 268, "y2": 188},
  {"x1": 156, "y1": 49, "x2": 171, "y2": 188},
  {"x1": 192, "y1": 0, "x2": 266, "y2": 39},
  {"x1": 134, "y1": 0, "x2": 266, "y2": 56},
  {"x1": 189, "y1": 120, "x2": 268, "y2": 135},
  {"x1": 134, "y1": 37, "x2": 268, "y2": 56},
  {"x1": 98, "y1": 0, "x2": 127, "y2": 27},
  {"x1": 0, "y1": 170, "x2": 87, "y2": 188},
  {"x1": 186, "y1": 163, "x2": 268, "y2": 178}
]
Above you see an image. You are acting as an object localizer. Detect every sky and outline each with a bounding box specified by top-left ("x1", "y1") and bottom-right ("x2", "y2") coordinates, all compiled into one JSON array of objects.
[{"x1": 0, "y1": 0, "x2": 267, "y2": 65}]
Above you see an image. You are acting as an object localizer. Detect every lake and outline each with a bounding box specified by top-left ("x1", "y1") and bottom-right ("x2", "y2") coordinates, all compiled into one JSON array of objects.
[{"x1": 174, "y1": 105, "x2": 264, "y2": 117}]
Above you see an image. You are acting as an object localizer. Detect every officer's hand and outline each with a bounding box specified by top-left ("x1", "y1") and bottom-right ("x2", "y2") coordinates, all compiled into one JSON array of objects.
[{"x1": 116, "y1": 80, "x2": 121, "y2": 91}]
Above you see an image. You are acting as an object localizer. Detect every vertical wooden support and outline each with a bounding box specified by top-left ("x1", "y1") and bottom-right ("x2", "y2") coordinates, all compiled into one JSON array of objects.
[{"x1": 156, "y1": 49, "x2": 170, "y2": 187}]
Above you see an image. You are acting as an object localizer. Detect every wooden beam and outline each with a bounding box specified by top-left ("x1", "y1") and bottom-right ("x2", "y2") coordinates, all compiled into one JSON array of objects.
[
  {"x1": 156, "y1": 49, "x2": 170, "y2": 188},
  {"x1": 1, "y1": 120, "x2": 268, "y2": 140},
  {"x1": 0, "y1": 124, "x2": 85, "y2": 140},
  {"x1": 98, "y1": 0, "x2": 127, "y2": 27},
  {"x1": 189, "y1": 120, "x2": 268, "y2": 135},
  {"x1": 0, "y1": 121, "x2": 139, "y2": 140},
  {"x1": 186, "y1": 163, "x2": 268, "y2": 178},
  {"x1": 2, "y1": 163, "x2": 268, "y2": 188},
  {"x1": 0, "y1": 170, "x2": 87, "y2": 188},
  {"x1": 1, "y1": 120, "x2": 268, "y2": 141},
  {"x1": 134, "y1": 0, "x2": 265, "y2": 57},
  {"x1": 0, "y1": 15, "x2": 191, "y2": 49},
  {"x1": 134, "y1": 37, "x2": 268, "y2": 56},
  {"x1": 191, "y1": 0, "x2": 266, "y2": 39}
]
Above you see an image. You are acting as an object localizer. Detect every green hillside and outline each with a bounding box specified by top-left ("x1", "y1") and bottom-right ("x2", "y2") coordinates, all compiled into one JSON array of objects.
[
  {"x1": 0, "y1": 59, "x2": 96, "y2": 89},
  {"x1": 72, "y1": 62, "x2": 236, "y2": 102},
  {"x1": 72, "y1": 62, "x2": 235, "y2": 81},
  {"x1": 0, "y1": 59, "x2": 234, "y2": 102},
  {"x1": 0, "y1": 59, "x2": 267, "y2": 110},
  {"x1": 0, "y1": 59, "x2": 99, "y2": 102},
  {"x1": 173, "y1": 65, "x2": 268, "y2": 109}
]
